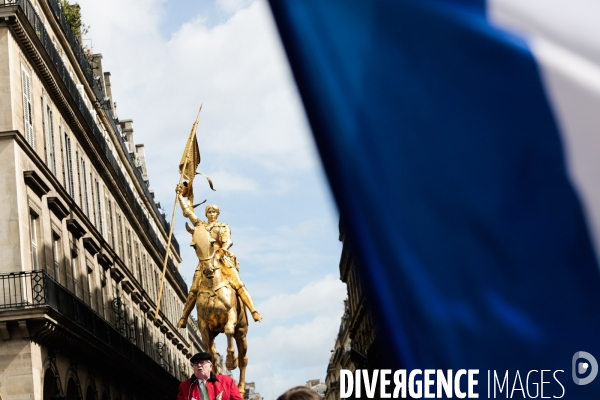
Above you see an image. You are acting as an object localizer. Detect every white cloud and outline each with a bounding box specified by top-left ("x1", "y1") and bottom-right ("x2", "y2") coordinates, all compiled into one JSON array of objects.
[
  {"x1": 233, "y1": 220, "x2": 341, "y2": 277},
  {"x1": 251, "y1": 314, "x2": 342, "y2": 365},
  {"x1": 245, "y1": 275, "x2": 346, "y2": 396},
  {"x1": 217, "y1": 0, "x2": 253, "y2": 14},
  {"x1": 258, "y1": 275, "x2": 346, "y2": 322},
  {"x1": 240, "y1": 362, "x2": 299, "y2": 400},
  {"x1": 81, "y1": 0, "x2": 315, "y2": 182}
]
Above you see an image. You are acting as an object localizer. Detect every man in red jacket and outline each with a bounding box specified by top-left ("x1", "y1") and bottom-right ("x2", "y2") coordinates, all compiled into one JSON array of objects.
[{"x1": 178, "y1": 352, "x2": 243, "y2": 400}]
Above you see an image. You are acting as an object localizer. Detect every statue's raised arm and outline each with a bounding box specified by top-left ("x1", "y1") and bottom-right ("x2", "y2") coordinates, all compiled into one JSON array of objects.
[{"x1": 176, "y1": 183, "x2": 202, "y2": 227}]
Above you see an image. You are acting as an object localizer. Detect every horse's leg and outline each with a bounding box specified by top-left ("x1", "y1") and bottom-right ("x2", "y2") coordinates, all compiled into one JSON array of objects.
[
  {"x1": 234, "y1": 330, "x2": 248, "y2": 396},
  {"x1": 223, "y1": 289, "x2": 238, "y2": 370},
  {"x1": 178, "y1": 266, "x2": 202, "y2": 328},
  {"x1": 225, "y1": 332, "x2": 238, "y2": 370},
  {"x1": 209, "y1": 331, "x2": 219, "y2": 374}
]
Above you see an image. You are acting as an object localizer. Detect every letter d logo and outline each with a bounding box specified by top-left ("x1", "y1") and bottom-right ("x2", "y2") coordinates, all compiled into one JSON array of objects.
[{"x1": 573, "y1": 351, "x2": 598, "y2": 385}]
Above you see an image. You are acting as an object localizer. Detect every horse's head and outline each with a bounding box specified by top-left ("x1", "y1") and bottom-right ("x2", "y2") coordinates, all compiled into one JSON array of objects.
[
  {"x1": 202, "y1": 248, "x2": 230, "y2": 280},
  {"x1": 191, "y1": 222, "x2": 216, "y2": 259},
  {"x1": 202, "y1": 259, "x2": 216, "y2": 279}
]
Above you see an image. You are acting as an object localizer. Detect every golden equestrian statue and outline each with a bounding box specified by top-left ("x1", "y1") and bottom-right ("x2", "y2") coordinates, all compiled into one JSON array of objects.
[
  {"x1": 175, "y1": 185, "x2": 261, "y2": 396},
  {"x1": 154, "y1": 107, "x2": 261, "y2": 397},
  {"x1": 176, "y1": 195, "x2": 262, "y2": 327}
]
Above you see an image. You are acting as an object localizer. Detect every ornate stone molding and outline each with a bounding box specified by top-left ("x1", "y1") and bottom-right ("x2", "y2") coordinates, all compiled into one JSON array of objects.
[
  {"x1": 82, "y1": 237, "x2": 100, "y2": 256},
  {"x1": 121, "y1": 280, "x2": 134, "y2": 294},
  {"x1": 109, "y1": 267, "x2": 124, "y2": 283},
  {"x1": 24, "y1": 170, "x2": 50, "y2": 198},
  {"x1": 97, "y1": 251, "x2": 113, "y2": 270},
  {"x1": 47, "y1": 197, "x2": 69, "y2": 220},
  {"x1": 131, "y1": 292, "x2": 142, "y2": 304},
  {"x1": 66, "y1": 219, "x2": 86, "y2": 239}
]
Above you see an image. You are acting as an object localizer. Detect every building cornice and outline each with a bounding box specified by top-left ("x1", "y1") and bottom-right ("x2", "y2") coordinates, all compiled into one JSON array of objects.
[
  {"x1": 47, "y1": 196, "x2": 69, "y2": 220},
  {"x1": 24, "y1": 170, "x2": 50, "y2": 197}
]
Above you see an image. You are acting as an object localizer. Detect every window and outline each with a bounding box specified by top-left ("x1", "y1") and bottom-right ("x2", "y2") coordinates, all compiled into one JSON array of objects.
[
  {"x1": 126, "y1": 229, "x2": 133, "y2": 269},
  {"x1": 135, "y1": 242, "x2": 142, "y2": 284},
  {"x1": 155, "y1": 271, "x2": 159, "y2": 300},
  {"x1": 149, "y1": 262, "x2": 154, "y2": 299},
  {"x1": 44, "y1": 103, "x2": 56, "y2": 174},
  {"x1": 143, "y1": 254, "x2": 148, "y2": 294},
  {"x1": 72, "y1": 254, "x2": 79, "y2": 297},
  {"x1": 117, "y1": 213, "x2": 124, "y2": 258},
  {"x1": 170, "y1": 291, "x2": 175, "y2": 323},
  {"x1": 52, "y1": 234, "x2": 62, "y2": 283},
  {"x1": 101, "y1": 277, "x2": 107, "y2": 318},
  {"x1": 30, "y1": 212, "x2": 40, "y2": 270},
  {"x1": 106, "y1": 197, "x2": 114, "y2": 248},
  {"x1": 95, "y1": 179, "x2": 103, "y2": 235},
  {"x1": 80, "y1": 157, "x2": 89, "y2": 216},
  {"x1": 21, "y1": 68, "x2": 34, "y2": 146},
  {"x1": 76, "y1": 149, "x2": 82, "y2": 206},
  {"x1": 87, "y1": 267, "x2": 95, "y2": 309},
  {"x1": 167, "y1": 290, "x2": 171, "y2": 322},
  {"x1": 134, "y1": 315, "x2": 139, "y2": 344},
  {"x1": 41, "y1": 99, "x2": 46, "y2": 161},
  {"x1": 64, "y1": 132, "x2": 74, "y2": 196},
  {"x1": 58, "y1": 125, "x2": 65, "y2": 184},
  {"x1": 167, "y1": 289, "x2": 172, "y2": 322},
  {"x1": 164, "y1": 288, "x2": 169, "y2": 320},
  {"x1": 91, "y1": 173, "x2": 97, "y2": 227}
]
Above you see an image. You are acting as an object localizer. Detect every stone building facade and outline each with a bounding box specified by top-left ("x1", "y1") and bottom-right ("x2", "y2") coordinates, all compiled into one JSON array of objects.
[
  {"x1": 325, "y1": 221, "x2": 383, "y2": 400},
  {"x1": 0, "y1": 0, "x2": 202, "y2": 398},
  {"x1": 244, "y1": 382, "x2": 261, "y2": 400},
  {"x1": 324, "y1": 302, "x2": 353, "y2": 400}
]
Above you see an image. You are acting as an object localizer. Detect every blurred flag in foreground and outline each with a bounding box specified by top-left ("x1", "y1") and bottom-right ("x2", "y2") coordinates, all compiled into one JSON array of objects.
[{"x1": 269, "y1": 0, "x2": 600, "y2": 396}]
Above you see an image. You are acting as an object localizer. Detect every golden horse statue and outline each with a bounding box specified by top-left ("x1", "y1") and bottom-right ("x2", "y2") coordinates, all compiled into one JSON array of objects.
[{"x1": 176, "y1": 185, "x2": 258, "y2": 396}]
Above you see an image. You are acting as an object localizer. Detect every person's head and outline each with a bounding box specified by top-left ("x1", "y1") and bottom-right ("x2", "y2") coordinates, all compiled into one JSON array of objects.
[
  {"x1": 276, "y1": 386, "x2": 321, "y2": 400},
  {"x1": 190, "y1": 352, "x2": 213, "y2": 380},
  {"x1": 205, "y1": 204, "x2": 220, "y2": 223}
]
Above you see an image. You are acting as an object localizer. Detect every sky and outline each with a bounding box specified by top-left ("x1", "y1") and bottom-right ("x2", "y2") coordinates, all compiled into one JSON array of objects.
[{"x1": 76, "y1": 0, "x2": 346, "y2": 396}]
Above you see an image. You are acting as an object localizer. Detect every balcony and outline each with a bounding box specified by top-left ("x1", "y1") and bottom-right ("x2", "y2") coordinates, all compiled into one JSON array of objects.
[{"x1": 0, "y1": 270, "x2": 183, "y2": 395}]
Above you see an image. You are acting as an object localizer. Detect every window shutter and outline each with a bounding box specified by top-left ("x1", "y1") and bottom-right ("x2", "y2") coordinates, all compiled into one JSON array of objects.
[
  {"x1": 96, "y1": 180, "x2": 103, "y2": 235},
  {"x1": 66, "y1": 134, "x2": 74, "y2": 196},
  {"x1": 42, "y1": 98, "x2": 47, "y2": 163},
  {"x1": 21, "y1": 69, "x2": 34, "y2": 147},
  {"x1": 48, "y1": 107, "x2": 56, "y2": 174},
  {"x1": 59, "y1": 125, "x2": 66, "y2": 185},
  {"x1": 81, "y1": 159, "x2": 89, "y2": 216},
  {"x1": 76, "y1": 149, "x2": 82, "y2": 207}
]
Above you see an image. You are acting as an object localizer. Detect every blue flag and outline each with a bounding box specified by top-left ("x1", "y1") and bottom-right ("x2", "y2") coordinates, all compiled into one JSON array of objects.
[{"x1": 269, "y1": 0, "x2": 600, "y2": 397}]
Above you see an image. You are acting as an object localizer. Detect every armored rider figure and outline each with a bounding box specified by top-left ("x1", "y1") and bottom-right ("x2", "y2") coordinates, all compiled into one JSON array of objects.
[{"x1": 176, "y1": 183, "x2": 262, "y2": 328}]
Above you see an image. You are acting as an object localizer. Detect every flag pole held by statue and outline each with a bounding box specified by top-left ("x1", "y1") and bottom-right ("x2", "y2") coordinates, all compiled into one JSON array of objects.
[{"x1": 154, "y1": 105, "x2": 210, "y2": 322}]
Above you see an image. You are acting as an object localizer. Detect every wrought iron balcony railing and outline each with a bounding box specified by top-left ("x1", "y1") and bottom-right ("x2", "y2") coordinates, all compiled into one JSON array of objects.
[{"x1": 0, "y1": 270, "x2": 179, "y2": 384}]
